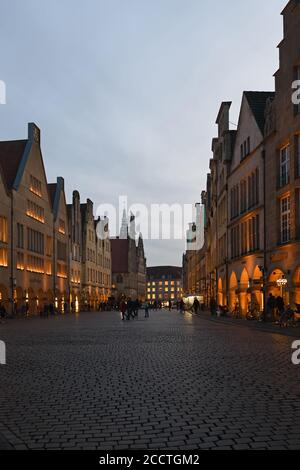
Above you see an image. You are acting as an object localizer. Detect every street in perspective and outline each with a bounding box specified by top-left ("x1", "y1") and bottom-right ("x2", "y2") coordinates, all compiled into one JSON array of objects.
[{"x1": 0, "y1": 0, "x2": 300, "y2": 460}]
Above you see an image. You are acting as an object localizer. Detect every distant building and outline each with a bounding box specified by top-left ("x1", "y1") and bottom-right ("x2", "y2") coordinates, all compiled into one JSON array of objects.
[
  {"x1": 146, "y1": 266, "x2": 183, "y2": 303},
  {"x1": 111, "y1": 211, "x2": 146, "y2": 301}
]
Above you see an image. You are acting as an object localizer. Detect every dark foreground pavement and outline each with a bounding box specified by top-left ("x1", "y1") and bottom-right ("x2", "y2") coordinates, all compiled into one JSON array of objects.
[{"x1": 0, "y1": 310, "x2": 300, "y2": 450}]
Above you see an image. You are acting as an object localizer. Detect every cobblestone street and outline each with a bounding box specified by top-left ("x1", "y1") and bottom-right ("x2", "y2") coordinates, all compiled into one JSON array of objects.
[{"x1": 0, "y1": 310, "x2": 300, "y2": 450}]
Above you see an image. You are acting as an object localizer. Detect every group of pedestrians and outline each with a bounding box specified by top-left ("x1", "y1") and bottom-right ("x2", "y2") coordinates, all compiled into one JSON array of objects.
[{"x1": 120, "y1": 298, "x2": 144, "y2": 321}]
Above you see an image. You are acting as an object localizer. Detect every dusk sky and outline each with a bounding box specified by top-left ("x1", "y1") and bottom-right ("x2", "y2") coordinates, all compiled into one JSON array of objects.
[{"x1": 0, "y1": 0, "x2": 286, "y2": 266}]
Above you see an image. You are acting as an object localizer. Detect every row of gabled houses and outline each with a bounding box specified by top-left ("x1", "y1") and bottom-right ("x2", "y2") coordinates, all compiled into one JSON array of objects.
[
  {"x1": 183, "y1": 0, "x2": 300, "y2": 315},
  {"x1": 0, "y1": 122, "x2": 112, "y2": 315}
]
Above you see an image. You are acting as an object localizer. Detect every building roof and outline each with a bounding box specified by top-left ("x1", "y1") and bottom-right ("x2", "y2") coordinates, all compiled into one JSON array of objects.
[
  {"x1": 111, "y1": 238, "x2": 129, "y2": 273},
  {"x1": 147, "y1": 266, "x2": 182, "y2": 280},
  {"x1": 47, "y1": 177, "x2": 65, "y2": 221},
  {"x1": 0, "y1": 140, "x2": 28, "y2": 189},
  {"x1": 244, "y1": 91, "x2": 275, "y2": 134}
]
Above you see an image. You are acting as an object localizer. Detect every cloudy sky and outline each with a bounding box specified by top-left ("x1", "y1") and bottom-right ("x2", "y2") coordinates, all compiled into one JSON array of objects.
[{"x1": 0, "y1": 0, "x2": 286, "y2": 266}]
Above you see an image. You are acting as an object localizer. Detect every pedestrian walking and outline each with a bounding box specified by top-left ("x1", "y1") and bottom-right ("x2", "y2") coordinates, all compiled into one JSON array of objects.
[
  {"x1": 194, "y1": 297, "x2": 200, "y2": 315},
  {"x1": 266, "y1": 293, "x2": 276, "y2": 321},
  {"x1": 276, "y1": 295, "x2": 285, "y2": 322},
  {"x1": 134, "y1": 299, "x2": 139, "y2": 317},
  {"x1": 210, "y1": 298, "x2": 217, "y2": 316},
  {"x1": 120, "y1": 300, "x2": 127, "y2": 321},
  {"x1": 126, "y1": 299, "x2": 135, "y2": 320},
  {"x1": 145, "y1": 302, "x2": 150, "y2": 318}
]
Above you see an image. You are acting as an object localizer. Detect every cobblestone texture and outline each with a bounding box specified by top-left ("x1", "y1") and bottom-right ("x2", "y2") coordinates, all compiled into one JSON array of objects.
[{"x1": 0, "y1": 310, "x2": 299, "y2": 450}]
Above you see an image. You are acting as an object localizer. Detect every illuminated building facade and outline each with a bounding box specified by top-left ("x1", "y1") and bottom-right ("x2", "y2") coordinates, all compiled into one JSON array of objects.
[
  {"x1": 147, "y1": 266, "x2": 182, "y2": 303},
  {"x1": 0, "y1": 123, "x2": 112, "y2": 315}
]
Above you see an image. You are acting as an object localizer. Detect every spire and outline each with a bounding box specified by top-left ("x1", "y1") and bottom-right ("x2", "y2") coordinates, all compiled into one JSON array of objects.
[{"x1": 120, "y1": 209, "x2": 128, "y2": 239}]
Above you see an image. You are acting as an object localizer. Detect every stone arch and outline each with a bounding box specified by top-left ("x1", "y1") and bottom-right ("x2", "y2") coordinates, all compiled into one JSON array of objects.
[
  {"x1": 229, "y1": 272, "x2": 238, "y2": 310},
  {"x1": 240, "y1": 268, "x2": 250, "y2": 315},
  {"x1": 252, "y1": 266, "x2": 263, "y2": 311},
  {"x1": 268, "y1": 268, "x2": 286, "y2": 300}
]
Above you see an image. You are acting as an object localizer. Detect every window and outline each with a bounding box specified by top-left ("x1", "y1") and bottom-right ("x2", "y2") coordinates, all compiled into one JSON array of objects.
[
  {"x1": 0, "y1": 217, "x2": 8, "y2": 243},
  {"x1": 249, "y1": 215, "x2": 260, "y2": 252},
  {"x1": 230, "y1": 185, "x2": 240, "y2": 219},
  {"x1": 255, "y1": 169, "x2": 260, "y2": 205},
  {"x1": 240, "y1": 180, "x2": 247, "y2": 213},
  {"x1": 27, "y1": 228, "x2": 44, "y2": 255},
  {"x1": 241, "y1": 222, "x2": 248, "y2": 255},
  {"x1": 58, "y1": 219, "x2": 66, "y2": 235},
  {"x1": 27, "y1": 255, "x2": 44, "y2": 274},
  {"x1": 0, "y1": 247, "x2": 8, "y2": 267},
  {"x1": 248, "y1": 170, "x2": 260, "y2": 209},
  {"x1": 45, "y1": 260, "x2": 52, "y2": 276},
  {"x1": 231, "y1": 225, "x2": 240, "y2": 259},
  {"x1": 26, "y1": 200, "x2": 45, "y2": 223},
  {"x1": 46, "y1": 236, "x2": 52, "y2": 257},
  {"x1": 17, "y1": 252, "x2": 25, "y2": 271},
  {"x1": 280, "y1": 145, "x2": 290, "y2": 187},
  {"x1": 17, "y1": 223, "x2": 24, "y2": 249},
  {"x1": 240, "y1": 138, "x2": 250, "y2": 161},
  {"x1": 280, "y1": 196, "x2": 291, "y2": 244},
  {"x1": 57, "y1": 262, "x2": 67, "y2": 279},
  {"x1": 29, "y1": 175, "x2": 42, "y2": 197}
]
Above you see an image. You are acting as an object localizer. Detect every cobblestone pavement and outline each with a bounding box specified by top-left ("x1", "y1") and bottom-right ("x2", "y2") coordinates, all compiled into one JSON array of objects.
[{"x1": 0, "y1": 310, "x2": 300, "y2": 450}]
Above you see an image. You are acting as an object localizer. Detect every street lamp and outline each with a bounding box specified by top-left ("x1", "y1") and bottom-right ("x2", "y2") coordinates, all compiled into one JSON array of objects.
[{"x1": 276, "y1": 276, "x2": 288, "y2": 298}]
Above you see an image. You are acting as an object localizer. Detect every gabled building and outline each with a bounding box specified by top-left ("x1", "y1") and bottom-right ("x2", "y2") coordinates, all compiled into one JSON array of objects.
[
  {"x1": 203, "y1": 103, "x2": 236, "y2": 307},
  {"x1": 0, "y1": 163, "x2": 11, "y2": 312},
  {"x1": 80, "y1": 199, "x2": 112, "y2": 310},
  {"x1": 0, "y1": 123, "x2": 54, "y2": 315},
  {"x1": 48, "y1": 177, "x2": 69, "y2": 313},
  {"x1": 227, "y1": 91, "x2": 274, "y2": 314},
  {"x1": 111, "y1": 211, "x2": 146, "y2": 301},
  {"x1": 67, "y1": 190, "x2": 82, "y2": 313}
]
